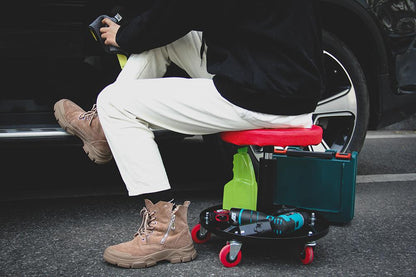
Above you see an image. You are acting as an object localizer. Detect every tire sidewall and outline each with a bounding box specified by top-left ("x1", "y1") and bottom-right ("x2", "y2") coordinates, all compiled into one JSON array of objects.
[{"x1": 320, "y1": 30, "x2": 370, "y2": 153}]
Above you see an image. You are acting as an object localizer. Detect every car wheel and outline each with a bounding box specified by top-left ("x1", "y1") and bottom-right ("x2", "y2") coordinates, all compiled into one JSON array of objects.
[{"x1": 248, "y1": 30, "x2": 370, "y2": 168}]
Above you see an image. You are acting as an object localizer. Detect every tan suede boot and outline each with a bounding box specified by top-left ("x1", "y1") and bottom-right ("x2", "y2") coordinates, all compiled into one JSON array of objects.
[
  {"x1": 54, "y1": 99, "x2": 112, "y2": 164},
  {"x1": 103, "y1": 199, "x2": 197, "y2": 268}
]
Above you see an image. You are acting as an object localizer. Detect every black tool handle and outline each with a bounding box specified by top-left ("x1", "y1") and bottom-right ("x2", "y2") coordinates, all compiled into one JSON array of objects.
[{"x1": 88, "y1": 14, "x2": 127, "y2": 55}]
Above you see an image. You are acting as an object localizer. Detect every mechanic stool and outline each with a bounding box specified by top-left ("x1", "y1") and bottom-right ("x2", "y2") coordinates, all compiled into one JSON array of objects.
[
  {"x1": 221, "y1": 125, "x2": 323, "y2": 213},
  {"x1": 191, "y1": 125, "x2": 328, "y2": 267}
]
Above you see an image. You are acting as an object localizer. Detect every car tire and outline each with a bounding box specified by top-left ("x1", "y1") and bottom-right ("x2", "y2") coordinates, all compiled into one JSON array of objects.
[{"x1": 246, "y1": 30, "x2": 370, "y2": 173}]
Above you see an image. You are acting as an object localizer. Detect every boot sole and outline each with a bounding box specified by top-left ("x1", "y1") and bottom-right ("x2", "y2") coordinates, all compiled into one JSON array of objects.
[
  {"x1": 54, "y1": 101, "x2": 112, "y2": 164},
  {"x1": 103, "y1": 243, "x2": 197, "y2": 269}
]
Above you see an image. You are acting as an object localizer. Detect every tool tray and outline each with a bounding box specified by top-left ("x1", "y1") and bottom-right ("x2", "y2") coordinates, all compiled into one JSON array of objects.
[{"x1": 199, "y1": 205, "x2": 329, "y2": 246}]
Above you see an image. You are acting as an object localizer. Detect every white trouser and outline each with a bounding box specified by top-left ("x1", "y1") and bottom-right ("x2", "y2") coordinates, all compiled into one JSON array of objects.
[{"x1": 97, "y1": 31, "x2": 312, "y2": 196}]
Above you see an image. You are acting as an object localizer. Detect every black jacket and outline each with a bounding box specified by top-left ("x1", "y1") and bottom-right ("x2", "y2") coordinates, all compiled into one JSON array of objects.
[{"x1": 116, "y1": 0, "x2": 324, "y2": 115}]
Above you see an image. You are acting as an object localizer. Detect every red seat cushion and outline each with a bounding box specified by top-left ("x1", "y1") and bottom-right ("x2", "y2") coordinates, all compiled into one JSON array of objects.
[{"x1": 220, "y1": 125, "x2": 323, "y2": 147}]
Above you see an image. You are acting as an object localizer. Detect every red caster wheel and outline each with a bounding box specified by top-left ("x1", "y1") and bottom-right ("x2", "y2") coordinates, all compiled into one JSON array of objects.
[
  {"x1": 219, "y1": 244, "x2": 242, "y2": 267},
  {"x1": 300, "y1": 246, "x2": 314, "y2": 265},
  {"x1": 191, "y1": 223, "x2": 211, "y2": 244}
]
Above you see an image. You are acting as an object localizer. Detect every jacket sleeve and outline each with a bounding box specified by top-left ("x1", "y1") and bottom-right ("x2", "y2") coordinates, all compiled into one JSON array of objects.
[{"x1": 116, "y1": 0, "x2": 196, "y2": 54}]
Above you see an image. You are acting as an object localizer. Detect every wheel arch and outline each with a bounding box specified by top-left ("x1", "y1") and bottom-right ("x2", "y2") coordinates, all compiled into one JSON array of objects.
[{"x1": 319, "y1": 0, "x2": 393, "y2": 129}]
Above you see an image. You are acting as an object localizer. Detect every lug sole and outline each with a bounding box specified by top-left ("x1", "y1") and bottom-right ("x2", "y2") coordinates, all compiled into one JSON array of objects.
[
  {"x1": 54, "y1": 100, "x2": 112, "y2": 164},
  {"x1": 103, "y1": 243, "x2": 197, "y2": 269}
]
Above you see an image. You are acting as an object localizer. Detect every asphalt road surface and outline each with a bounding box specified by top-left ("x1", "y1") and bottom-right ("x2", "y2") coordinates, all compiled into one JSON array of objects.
[{"x1": 1, "y1": 129, "x2": 415, "y2": 277}]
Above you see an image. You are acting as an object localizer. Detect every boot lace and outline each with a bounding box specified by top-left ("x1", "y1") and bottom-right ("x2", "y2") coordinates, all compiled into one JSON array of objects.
[
  {"x1": 78, "y1": 104, "x2": 98, "y2": 126},
  {"x1": 134, "y1": 207, "x2": 156, "y2": 239}
]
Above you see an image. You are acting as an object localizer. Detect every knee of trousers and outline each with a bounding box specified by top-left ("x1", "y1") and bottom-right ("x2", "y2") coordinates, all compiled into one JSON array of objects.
[{"x1": 96, "y1": 83, "x2": 123, "y2": 120}]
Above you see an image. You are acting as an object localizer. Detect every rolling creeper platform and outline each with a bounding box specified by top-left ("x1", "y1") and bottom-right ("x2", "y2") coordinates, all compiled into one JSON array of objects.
[{"x1": 191, "y1": 126, "x2": 331, "y2": 267}]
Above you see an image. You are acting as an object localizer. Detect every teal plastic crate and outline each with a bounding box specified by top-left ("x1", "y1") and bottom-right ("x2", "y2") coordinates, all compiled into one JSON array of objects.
[{"x1": 272, "y1": 148, "x2": 358, "y2": 224}]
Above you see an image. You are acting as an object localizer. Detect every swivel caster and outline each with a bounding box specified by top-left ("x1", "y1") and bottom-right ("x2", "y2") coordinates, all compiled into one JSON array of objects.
[
  {"x1": 300, "y1": 246, "x2": 314, "y2": 265},
  {"x1": 191, "y1": 223, "x2": 211, "y2": 244},
  {"x1": 219, "y1": 241, "x2": 242, "y2": 267}
]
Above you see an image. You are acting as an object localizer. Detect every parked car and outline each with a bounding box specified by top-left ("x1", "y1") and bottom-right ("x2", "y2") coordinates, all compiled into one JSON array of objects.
[{"x1": 1, "y1": 0, "x2": 416, "y2": 159}]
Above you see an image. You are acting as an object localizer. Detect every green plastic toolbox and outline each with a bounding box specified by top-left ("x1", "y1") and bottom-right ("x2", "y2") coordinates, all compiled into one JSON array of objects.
[{"x1": 272, "y1": 148, "x2": 358, "y2": 224}]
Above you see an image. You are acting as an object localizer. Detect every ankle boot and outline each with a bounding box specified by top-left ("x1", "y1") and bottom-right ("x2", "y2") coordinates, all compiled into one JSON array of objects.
[
  {"x1": 103, "y1": 199, "x2": 197, "y2": 268},
  {"x1": 54, "y1": 99, "x2": 112, "y2": 164}
]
